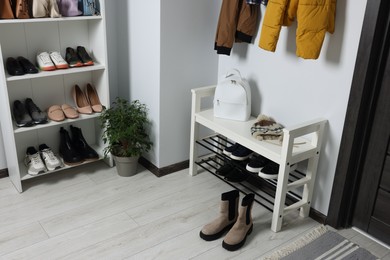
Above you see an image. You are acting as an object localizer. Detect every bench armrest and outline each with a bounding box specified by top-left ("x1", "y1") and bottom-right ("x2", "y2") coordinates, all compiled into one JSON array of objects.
[{"x1": 191, "y1": 85, "x2": 216, "y2": 99}]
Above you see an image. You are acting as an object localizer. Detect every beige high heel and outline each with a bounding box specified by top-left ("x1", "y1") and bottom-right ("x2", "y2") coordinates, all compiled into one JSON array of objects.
[
  {"x1": 85, "y1": 83, "x2": 103, "y2": 113},
  {"x1": 72, "y1": 84, "x2": 92, "y2": 114}
]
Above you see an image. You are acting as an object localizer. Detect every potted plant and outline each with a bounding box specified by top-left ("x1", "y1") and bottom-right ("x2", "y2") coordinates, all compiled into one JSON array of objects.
[{"x1": 100, "y1": 97, "x2": 153, "y2": 176}]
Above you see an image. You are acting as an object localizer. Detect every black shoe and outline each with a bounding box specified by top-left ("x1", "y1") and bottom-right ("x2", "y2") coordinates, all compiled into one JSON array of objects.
[
  {"x1": 230, "y1": 145, "x2": 253, "y2": 161},
  {"x1": 223, "y1": 143, "x2": 240, "y2": 156},
  {"x1": 6, "y1": 57, "x2": 25, "y2": 76},
  {"x1": 25, "y1": 98, "x2": 48, "y2": 124},
  {"x1": 77, "y1": 46, "x2": 94, "y2": 66},
  {"x1": 16, "y1": 56, "x2": 39, "y2": 74},
  {"x1": 258, "y1": 162, "x2": 297, "y2": 179},
  {"x1": 246, "y1": 154, "x2": 270, "y2": 173},
  {"x1": 13, "y1": 100, "x2": 34, "y2": 127},
  {"x1": 70, "y1": 125, "x2": 99, "y2": 161},
  {"x1": 65, "y1": 47, "x2": 83, "y2": 67},
  {"x1": 258, "y1": 161, "x2": 279, "y2": 179},
  {"x1": 59, "y1": 127, "x2": 84, "y2": 165},
  {"x1": 224, "y1": 168, "x2": 249, "y2": 183},
  {"x1": 216, "y1": 162, "x2": 235, "y2": 176}
]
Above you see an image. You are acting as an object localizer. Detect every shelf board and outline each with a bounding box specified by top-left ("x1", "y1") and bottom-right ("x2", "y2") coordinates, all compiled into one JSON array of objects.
[
  {"x1": 0, "y1": 15, "x2": 102, "y2": 24},
  {"x1": 6, "y1": 64, "x2": 105, "y2": 82},
  {"x1": 14, "y1": 113, "x2": 101, "y2": 134},
  {"x1": 195, "y1": 109, "x2": 317, "y2": 164},
  {"x1": 20, "y1": 157, "x2": 104, "y2": 181}
]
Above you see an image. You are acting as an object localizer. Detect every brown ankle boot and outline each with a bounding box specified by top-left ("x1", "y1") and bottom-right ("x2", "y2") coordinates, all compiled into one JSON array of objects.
[
  {"x1": 200, "y1": 190, "x2": 239, "y2": 241},
  {"x1": 222, "y1": 193, "x2": 255, "y2": 251}
]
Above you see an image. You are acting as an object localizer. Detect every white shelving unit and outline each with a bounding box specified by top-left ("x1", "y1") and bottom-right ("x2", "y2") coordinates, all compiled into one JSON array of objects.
[
  {"x1": 189, "y1": 85, "x2": 327, "y2": 232},
  {"x1": 0, "y1": 0, "x2": 111, "y2": 192}
]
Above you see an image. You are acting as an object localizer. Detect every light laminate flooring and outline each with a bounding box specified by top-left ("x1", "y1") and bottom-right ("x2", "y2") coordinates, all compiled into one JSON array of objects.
[{"x1": 0, "y1": 161, "x2": 388, "y2": 259}]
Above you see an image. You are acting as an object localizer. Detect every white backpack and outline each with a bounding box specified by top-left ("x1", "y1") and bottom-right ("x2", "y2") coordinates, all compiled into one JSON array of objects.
[{"x1": 213, "y1": 69, "x2": 251, "y2": 121}]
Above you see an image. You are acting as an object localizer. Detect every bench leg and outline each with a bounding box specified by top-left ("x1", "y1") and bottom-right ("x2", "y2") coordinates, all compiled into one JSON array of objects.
[
  {"x1": 189, "y1": 121, "x2": 199, "y2": 176},
  {"x1": 271, "y1": 162, "x2": 291, "y2": 232},
  {"x1": 300, "y1": 155, "x2": 319, "y2": 217}
]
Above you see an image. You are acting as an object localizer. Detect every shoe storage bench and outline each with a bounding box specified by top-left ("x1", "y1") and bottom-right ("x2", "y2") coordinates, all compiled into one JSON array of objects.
[
  {"x1": 0, "y1": 0, "x2": 111, "y2": 192},
  {"x1": 189, "y1": 85, "x2": 327, "y2": 232}
]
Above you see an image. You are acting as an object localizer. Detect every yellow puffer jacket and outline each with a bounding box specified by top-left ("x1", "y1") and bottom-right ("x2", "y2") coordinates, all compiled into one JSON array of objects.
[{"x1": 259, "y1": 0, "x2": 336, "y2": 59}]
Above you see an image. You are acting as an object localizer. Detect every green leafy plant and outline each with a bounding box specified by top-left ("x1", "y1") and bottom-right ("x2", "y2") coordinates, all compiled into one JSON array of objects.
[{"x1": 100, "y1": 97, "x2": 153, "y2": 157}]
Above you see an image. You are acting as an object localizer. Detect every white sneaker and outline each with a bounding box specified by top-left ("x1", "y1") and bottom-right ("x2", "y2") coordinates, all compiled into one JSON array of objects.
[
  {"x1": 36, "y1": 52, "x2": 56, "y2": 71},
  {"x1": 25, "y1": 146, "x2": 47, "y2": 175},
  {"x1": 39, "y1": 144, "x2": 62, "y2": 171},
  {"x1": 49, "y1": 51, "x2": 69, "y2": 69}
]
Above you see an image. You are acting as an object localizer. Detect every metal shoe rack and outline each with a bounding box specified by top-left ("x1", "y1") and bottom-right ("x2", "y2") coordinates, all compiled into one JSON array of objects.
[{"x1": 195, "y1": 134, "x2": 305, "y2": 213}]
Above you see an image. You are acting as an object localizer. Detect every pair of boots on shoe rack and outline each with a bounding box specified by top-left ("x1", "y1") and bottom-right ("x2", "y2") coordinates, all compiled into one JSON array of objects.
[
  {"x1": 200, "y1": 190, "x2": 255, "y2": 251},
  {"x1": 59, "y1": 125, "x2": 99, "y2": 166}
]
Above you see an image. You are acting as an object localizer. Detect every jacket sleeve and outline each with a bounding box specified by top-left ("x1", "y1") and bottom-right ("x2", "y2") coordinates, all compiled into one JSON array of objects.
[
  {"x1": 327, "y1": 0, "x2": 337, "y2": 33},
  {"x1": 258, "y1": 0, "x2": 289, "y2": 52}
]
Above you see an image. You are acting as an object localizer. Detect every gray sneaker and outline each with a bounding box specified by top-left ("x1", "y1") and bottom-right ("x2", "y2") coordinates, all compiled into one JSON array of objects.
[
  {"x1": 25, "y1": 98, "x2": 48, "y2": 124},
  {"x1": 24, "y1": 146, "x2": 46, "y2": 175},
  {"x1": 39, "y1": 144, "x2": 62, "y2": 171},
  {"x1": 13, "y1": 100, "x2": 33, "y2": 127}
]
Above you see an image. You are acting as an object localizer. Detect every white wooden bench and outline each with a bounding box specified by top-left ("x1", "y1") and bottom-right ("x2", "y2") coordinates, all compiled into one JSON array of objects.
[{"x1": 189, "y1": 85, "x2": 327, "y2": 232}]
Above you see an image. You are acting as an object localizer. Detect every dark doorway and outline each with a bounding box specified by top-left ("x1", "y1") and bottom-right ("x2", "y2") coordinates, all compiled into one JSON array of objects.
[{"x1": 327, "y1": 0, "x2": 390, "y2": 245}]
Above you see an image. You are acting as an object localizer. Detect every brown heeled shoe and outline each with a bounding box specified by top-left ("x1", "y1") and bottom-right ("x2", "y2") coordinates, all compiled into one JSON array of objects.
[
  {"x1": 72, "y1": 84, "x2": 92, "y2": 114},
  {"x1": 85, "y1": 83, "x2": 103, "y2": 113}
]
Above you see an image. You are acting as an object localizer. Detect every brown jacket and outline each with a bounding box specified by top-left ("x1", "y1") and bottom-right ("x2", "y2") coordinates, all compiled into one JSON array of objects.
[{"x1": 215, "y1": 0, "x2": 259, "y2": 55}]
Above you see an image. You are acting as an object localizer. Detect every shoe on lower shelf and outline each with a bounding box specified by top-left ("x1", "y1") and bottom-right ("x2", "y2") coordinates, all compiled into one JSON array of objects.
[
  {"x1": 25, "y1": 98, "x2": 48, "y2": 124},
  {"x1": 13, "y1": 100, "x2": 34, "y2": 127},
  {"x1": 258, "y1": 162, "x2": 298, "y2": 179},
  {"x1": 224, "y1": 168, "x2": 249, "y2": 183},
  {"x1": 216, "y1": 161, "x2": 235, "y2": 176},
  {"x1": 246, "y1": 154, "x2": 270, "y2": 173},
  {"x1": 70, "y1": 125, "x2": 99, "y2": 161},
  {"x1": 25, "y1": 146, "x2": 46, "y2": 175},
  {"x1": 36, "y1": 52, "x2": 56, "y2": 71},
  {"x1": 59, "y1": 127, "x2": 84, "y2": 166},
  {"x1": 39, "y1": 144, "x2": 62, "y2": 171}
]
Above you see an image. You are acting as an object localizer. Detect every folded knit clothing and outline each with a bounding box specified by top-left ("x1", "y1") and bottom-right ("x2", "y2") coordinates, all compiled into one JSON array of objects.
[{"x1": 250, "y1": 114, "x2": 284, "y2": 143}]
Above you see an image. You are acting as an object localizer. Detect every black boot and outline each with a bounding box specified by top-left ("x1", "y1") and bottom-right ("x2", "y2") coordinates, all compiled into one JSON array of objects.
[
  {"x1": 59, "y1": 127, "x2": 83, "y2": 165},
  {"x1": 70, "y1": 125, "x2": 99, "y2": 161}
]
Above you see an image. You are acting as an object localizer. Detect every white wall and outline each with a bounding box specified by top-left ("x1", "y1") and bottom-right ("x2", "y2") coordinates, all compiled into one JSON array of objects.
[
  {"x1": 105, "y1": 1, "x2": 118, "y2": 102},
  {"x1": 121, "y1": 0, "x2": 219, "y2": 168},
  {"x1": 159, "y1": 0, "x2": 219, "y2": 167},
  {"x1": 217, "y1": 0, "x2": 367, "y2": 214},
  {"x1": 120, "y1": 0, "x2": 162, "y2": 165}
]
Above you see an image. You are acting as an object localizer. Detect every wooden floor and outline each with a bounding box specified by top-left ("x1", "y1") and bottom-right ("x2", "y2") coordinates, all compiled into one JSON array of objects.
[{"x1": 0, "y1": 161, "x2": 388, "y2": 259}]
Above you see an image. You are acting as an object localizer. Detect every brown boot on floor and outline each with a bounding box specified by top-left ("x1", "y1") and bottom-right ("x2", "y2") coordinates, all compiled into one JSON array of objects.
[
  {"x1": 222, "y1": 193, "x2": 255, "y2": 251},
  {"x1": 199, "y1": 190, "x2": 239, "y2": 241}
]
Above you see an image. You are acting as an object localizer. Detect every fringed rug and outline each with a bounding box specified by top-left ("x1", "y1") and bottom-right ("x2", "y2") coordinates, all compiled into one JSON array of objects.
[{"x1": 263, "y1": 225, "x2": 378, "y2": 260}]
